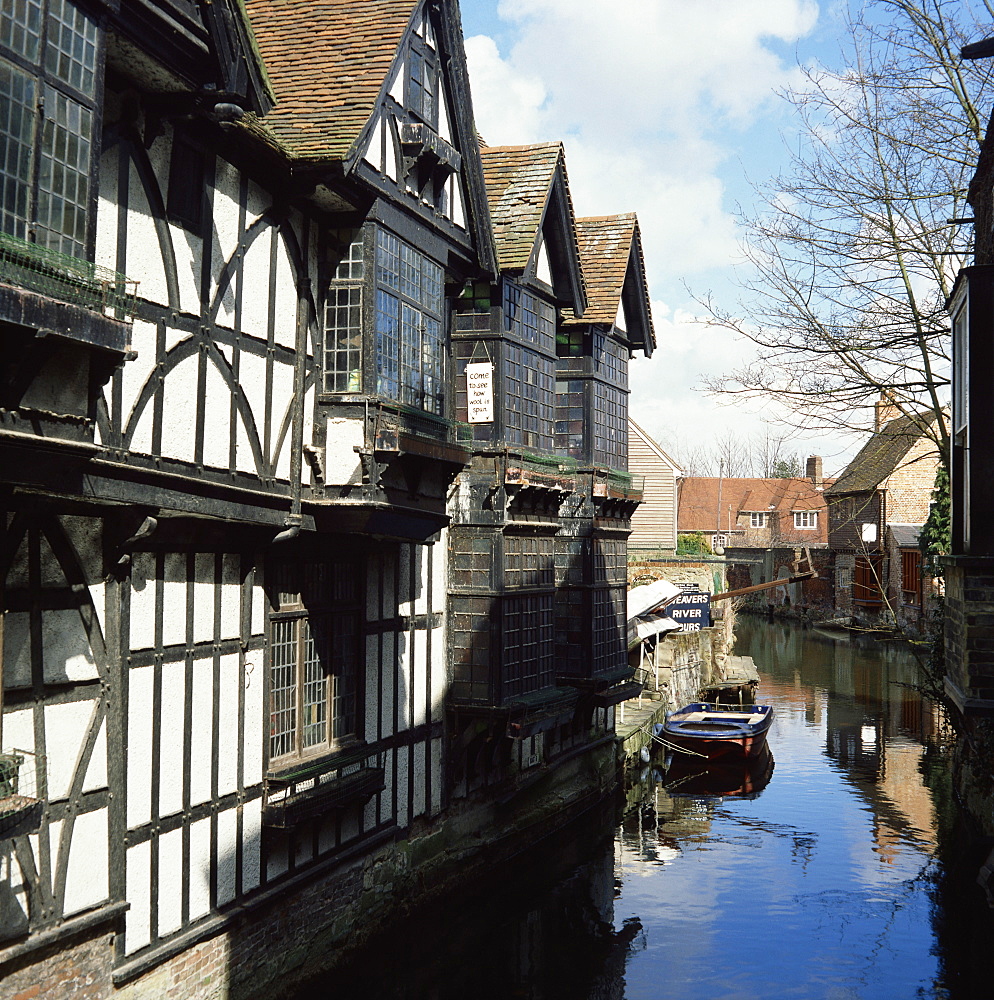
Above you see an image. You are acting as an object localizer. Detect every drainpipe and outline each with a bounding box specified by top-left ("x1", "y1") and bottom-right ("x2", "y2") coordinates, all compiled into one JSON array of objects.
[{"x1": 272, "y1": 265, "x2": 310, "y2": 545}]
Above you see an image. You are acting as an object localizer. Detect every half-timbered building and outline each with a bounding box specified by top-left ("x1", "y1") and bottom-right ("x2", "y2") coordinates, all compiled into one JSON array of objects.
[{"x1": 0, "y1": 1, "x2": 657, "y2": 996}]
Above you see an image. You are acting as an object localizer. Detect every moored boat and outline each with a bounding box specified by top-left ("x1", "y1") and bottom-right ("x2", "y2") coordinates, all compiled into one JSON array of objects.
[{"x1": 654, "y1": 702, "x2": 773, "y2": 759}]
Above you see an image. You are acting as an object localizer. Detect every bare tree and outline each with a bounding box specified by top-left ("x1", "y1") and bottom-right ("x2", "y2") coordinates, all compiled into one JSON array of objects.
[
  {"x1": 674, "y1": 429, "x2": 812, "y2": 478},
  {"x1": 699, "y1": 0, "x2": 994, "y2": 462}
]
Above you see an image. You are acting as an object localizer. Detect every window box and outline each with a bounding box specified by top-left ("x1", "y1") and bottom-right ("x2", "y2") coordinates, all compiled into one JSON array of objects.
[{"x1": 0, "y1": 749, "x2": 45, "y2": 838}]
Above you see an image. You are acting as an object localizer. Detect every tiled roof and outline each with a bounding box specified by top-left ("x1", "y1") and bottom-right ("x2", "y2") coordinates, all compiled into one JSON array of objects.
[
  {"x1": 242, "y1": 0, "x2": 417, "y2": 162},
  {"x1": 479, "y1": 143, "x2": 569, "y2": 271},
  {"x1": 564, "y1": 215, "x2": 635, "y2": 324},
  {"x1": 678, "y1": 477, "x2": 833, "y2": 531},
  {"x1": 824, "y1": 412, "x2": 938, "y2": 495}
]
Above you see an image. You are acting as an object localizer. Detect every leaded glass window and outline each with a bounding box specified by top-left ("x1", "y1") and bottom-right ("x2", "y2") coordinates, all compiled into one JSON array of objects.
[
  {"x1": 375, "y1": 229, "x2": 444, "y2": 413},
  {"x1": 0, "y1": 0, "x2": 98, "y2": 258},
  {"x1": 325, "y1": 237, "x2": 365, "y2": 393},
  {"x1": 268, "y1": 555, "x2": 361, "y2": 764},
  {"x1": 504, "y1": 343, "x2": 555, "y2": 450}
]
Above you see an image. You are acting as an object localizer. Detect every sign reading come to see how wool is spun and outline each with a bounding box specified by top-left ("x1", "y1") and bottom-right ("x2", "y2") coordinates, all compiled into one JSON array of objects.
[{"x1": 466, "y1": 362, "x2": 494, "y2": 423}]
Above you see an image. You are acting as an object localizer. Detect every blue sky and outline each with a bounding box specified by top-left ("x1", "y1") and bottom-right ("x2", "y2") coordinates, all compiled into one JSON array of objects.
[{"x1": 456, "y1": 0, "x2": 862, "y2": 472}]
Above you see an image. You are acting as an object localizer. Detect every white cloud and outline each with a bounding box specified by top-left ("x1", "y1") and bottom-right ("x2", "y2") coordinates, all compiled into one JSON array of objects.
[{"x1": 462, "y1": 0, "x2": 840, "y2": 457}]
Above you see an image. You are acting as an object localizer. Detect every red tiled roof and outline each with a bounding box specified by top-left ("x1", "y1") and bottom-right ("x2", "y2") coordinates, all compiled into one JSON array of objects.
[
  {"x1": 678, "y1": 476, "x2": 834, "y2": 535},
  {"x1": 564, "y1": 215, "x2": 635, "y2": 324},
  {"x1": 242, "y1": 0, "x2": 418, "y2": 163},
  {"x1": 479, "y1": 142, "x2": 568, "y2": 271}
]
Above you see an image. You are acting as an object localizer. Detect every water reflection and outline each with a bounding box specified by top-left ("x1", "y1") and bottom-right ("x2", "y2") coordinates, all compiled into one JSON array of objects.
[{"x1": 289, "y1": 619, "x2": 994, "y2": 1000}]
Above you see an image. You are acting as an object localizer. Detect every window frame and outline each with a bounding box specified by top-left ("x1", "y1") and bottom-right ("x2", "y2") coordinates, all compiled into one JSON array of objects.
[
  {"x1": 749, "y1": 511, "x2": 768, "y2": 528},
  {"x1": 793, "y1": 510, "x2": 818, "y2": 530},
  {"x1": 267, "y1": 556, "x2": 363, "y2": 768},
  {"x1": 0, "y1": 0, "x2": 103, "y2": 260}
]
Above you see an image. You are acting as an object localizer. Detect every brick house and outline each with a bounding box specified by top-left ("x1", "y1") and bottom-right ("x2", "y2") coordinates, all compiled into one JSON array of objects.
[
  {"x1": 677, "y1": 459, "x2": 834, "y2": 610},
  {"x1": 824, "y1": 406, "x2": 942, "y2": 628}
]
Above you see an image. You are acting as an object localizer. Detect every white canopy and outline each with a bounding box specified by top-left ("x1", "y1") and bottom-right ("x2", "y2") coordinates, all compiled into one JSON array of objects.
[
  {"x1": 633, "y1": 613, "x2": 682, "y2": 640},
  {"x1": 627, "y1": 579, "x2": 681, "y2": 621}
]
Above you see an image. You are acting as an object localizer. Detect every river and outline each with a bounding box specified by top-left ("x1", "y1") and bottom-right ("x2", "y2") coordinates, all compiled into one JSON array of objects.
[{"x1": 289, "y1": 617, "x2": 994, "y2": 1000}]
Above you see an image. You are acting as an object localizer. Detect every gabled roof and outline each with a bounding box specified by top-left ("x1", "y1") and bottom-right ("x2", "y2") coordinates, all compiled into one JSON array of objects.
[
  {"x1": 564, "y1": 215, "x2": 655, "y2": 355},
  {"x1": 479, "y1": 142, "x2": 586, "y2": 312},
  {"x1": 824, "y1": 412, "x2": 939, "y2": 496},
  {"x1": 242, "y1": 0, "x2": 418, "y2": 162},
  {"x1": 629, "y1": 420, "x2": 681, "y2": 474},
  {"x1": 678, "y1": 477, "x2": 833, "y2": 532}
]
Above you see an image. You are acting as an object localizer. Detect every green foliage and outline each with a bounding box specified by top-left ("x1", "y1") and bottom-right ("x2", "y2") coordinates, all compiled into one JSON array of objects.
[
  {"x1": 677, "y1": 532, "x2": 714, "y2": 555},
  {"x1": 771, "y1": 456, "x2": 803, "y2": 478},
  {"x1": 919, "y1": 464, "x2": 950, "y2": 578}
]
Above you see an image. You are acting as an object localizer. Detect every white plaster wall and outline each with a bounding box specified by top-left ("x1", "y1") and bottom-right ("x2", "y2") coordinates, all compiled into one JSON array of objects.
[
  {"x1": 324, "y1": 418, "x2": 363, "y2": 485},
  {"x1": 240, "y1": 227, "x2": 275, "y2": 341},
  {"x1": 217, "y1": 808, "x2": 238, "y2": 906},
  {"x1": 379, "y1": 632, "x2": 395, "y2": 740},
  {"x1": 43, "y1": 609, "x2": 98, "y2": 683},
  {"x1": 158, "y1": 660, "x2": 186, "y2": 818},
  {"x1": 412, "y1": 629, "x2": 428, "y2": 728},
  {"x1": 1, "y1": 708, "x2": 34, "y2": 755},
  {"x1": 242, "y1": 650, "x2": 264, "y2": 785},
  {"x1": 45, "y1": 701, "x2": 98, "y2": 801},
  {"x1": 158, "y1": 826, "x2": 183, "y2": 936},
  {"x1": 193, "y1": 553, "x2": 215, "y2": 645},
  {"x1": 2, "y1": 613, "x2": 31, "y2": 688},
  {"x1": 237, "y1": 348, "x2": 268, "y2": 475},
  {"x1": 120, "y1": 319, "x2": 157, "y2": 448},
  {"x1": 217, "y1": 653, "x2": 240, "y2": 796},
  {"x1": 189, "y1": 661, "x2": 213, "y2": 807},
  {"x1": 83, "y1": 718, "x2": 107, "y2": 793},
  {"x1": 125, "y1": 841, "x2": 151, "y2": 954},
  {"x1": 212, "y1": 160, "x2": 243, "y2": 328},
  {"x1": 270, "y1": 361, "x2": 295, "y2": 480},
  {"x1": 62, "y1": 808, "x2": 109, "y2": 916},
  {"x1": 430, "y1": 623, "x2": 447, "y2": 718},
  {"x1": 127, "y1": 664, "x2": 154, "y2": 828},
  {"x1": 201, "y1": 358, "x2": 233, "y2": 471},
  {"x1": 130, "y1": 552, "x2": 157, "y2": 652},
  {"x1": 363, "y1": 114, "x2": 383, "y2": 172},
  {"x1": 242, "y1": 797, "x2": 262, "y2": 893},
  {"x1": 159, "y1": 354, "x2": 200, "y2": 464},
  {"x1": 396, "y1": 632, "x2": 411, "y2": 732},
  {"x1": 189, "y1": 816, "x2": 212, "y2": 921},
  {"x1": 162, "y1": 552, "x2": 187, "y2": 648},
  {"x1": 397, "y1": 545, "x2": 412, "y2": 618},
  {"x1": 95, "y1": 144, "x2": 119, "y2": 274},
  {"x1": 220, "y1": 557, "x2": 241, "y2": 639},
  {"x1": 413, "y1": 546, "x2": 429, "y2": 616},
  {"x1": 431, "y1": 532, "x2": 446, "y2": 614},
  {"x1": 272, "y1": 237, "x2": 297, "y2": 351},
  {"x1": 365, "y1": 649, "x2": 379, "y2": 744},
  {"x1": 126, "y1": 158, "x2": 170, "y2": 308}
]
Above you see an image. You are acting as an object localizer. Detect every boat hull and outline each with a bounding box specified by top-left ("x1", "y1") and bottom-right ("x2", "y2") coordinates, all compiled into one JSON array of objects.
[{"x1": 655, "y1": 703, "x2": 773, "y2": 760}]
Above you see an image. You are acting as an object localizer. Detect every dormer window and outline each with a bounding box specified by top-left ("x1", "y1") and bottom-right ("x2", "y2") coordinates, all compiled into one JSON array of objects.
[
  {"x1": 0, "y1": 0, "x2": 99, "y2": 259},
  {"x1": 407, "y1": 39, "x2": 438, "y2": 129}
]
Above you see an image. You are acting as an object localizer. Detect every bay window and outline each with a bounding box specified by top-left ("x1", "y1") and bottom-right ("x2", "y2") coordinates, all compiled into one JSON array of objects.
[{"x1": 0, "y1": 0, "x2": 99, "y2": 258}]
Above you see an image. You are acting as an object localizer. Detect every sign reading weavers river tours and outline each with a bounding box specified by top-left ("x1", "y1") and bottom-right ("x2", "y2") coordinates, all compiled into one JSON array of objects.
[
  {"x1": 465, "y1": 362, "x2": 494, "y2": 423},
  {"x1": 667, "y1": 586, "x2": 712, "y2": 632}
]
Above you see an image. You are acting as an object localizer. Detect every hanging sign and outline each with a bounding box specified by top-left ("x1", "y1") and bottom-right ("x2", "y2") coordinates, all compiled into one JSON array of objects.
[
  {"x1": 667, "y1": 586, "x2": 712, "y2": 632},
  {"x1": 465, "y1": 362, "x2": 494, "y2": 423}
]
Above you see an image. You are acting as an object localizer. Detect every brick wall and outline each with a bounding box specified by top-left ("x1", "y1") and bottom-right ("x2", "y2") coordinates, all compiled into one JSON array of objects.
[{"x1": 944, "y1": 556, "x2": 994, "y2": 711}]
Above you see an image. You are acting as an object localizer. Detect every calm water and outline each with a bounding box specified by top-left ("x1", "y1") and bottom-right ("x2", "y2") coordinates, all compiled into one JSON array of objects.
[{"x1": 291, "y1": 618, "x2": 994, "y2": 1000}]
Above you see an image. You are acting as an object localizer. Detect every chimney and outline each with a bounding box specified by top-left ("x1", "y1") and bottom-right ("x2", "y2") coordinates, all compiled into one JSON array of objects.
[
  {"x1": 807, "y1": 455, "x2": 823, "y2": 488},
  {"x1": 874, "y1": 390, "x2": 899, "y2": 431}
]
